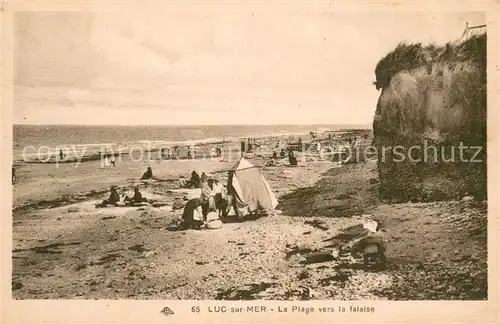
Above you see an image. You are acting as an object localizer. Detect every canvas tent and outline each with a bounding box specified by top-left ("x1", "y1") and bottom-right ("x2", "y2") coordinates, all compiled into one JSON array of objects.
[{"x1": 228, "y1": 157, "x2": 278, "y2": 215}]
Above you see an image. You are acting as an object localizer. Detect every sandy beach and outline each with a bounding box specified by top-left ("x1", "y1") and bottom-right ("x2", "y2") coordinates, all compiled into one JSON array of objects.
[{"x1": 11, "y1": 131, "x2": 487, "y2": 300}]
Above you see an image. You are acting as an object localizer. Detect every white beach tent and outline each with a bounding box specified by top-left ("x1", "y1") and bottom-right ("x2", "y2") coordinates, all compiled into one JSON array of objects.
[{"x1": 227, "y1": 157, "x2": 278, "y2": 215}]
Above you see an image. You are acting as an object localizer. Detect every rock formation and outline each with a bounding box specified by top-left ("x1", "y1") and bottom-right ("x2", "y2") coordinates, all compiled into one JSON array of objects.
[{"x1": 372, "y1": 33, "x2": 486, "y2": 202}]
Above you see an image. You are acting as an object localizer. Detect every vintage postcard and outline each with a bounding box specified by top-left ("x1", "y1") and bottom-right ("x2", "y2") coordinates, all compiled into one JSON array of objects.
[{"x1": 1, "y1": 1, "x2": 499, "y2": 323}]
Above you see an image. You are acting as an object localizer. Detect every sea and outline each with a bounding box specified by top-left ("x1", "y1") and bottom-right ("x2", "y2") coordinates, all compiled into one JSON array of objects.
[{"x1": 13, "y1": 124, "x2": 370, "y2": 161}]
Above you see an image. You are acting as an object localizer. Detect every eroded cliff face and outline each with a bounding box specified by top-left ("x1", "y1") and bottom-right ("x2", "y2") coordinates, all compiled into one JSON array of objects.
[{"x1": 373, "y1": 34, "x2": 486, "y2": 202}]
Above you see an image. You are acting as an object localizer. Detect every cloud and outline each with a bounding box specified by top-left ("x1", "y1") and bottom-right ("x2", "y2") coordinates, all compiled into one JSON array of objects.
[{"x1": 14, "y1": 10, "x2": 485, "y2": 125}]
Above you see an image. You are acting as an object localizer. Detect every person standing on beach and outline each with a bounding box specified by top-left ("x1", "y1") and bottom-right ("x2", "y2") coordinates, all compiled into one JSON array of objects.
[
  {"x1": 104, "y1": 155, "x2": 111, "y2": 168},
  {"x1": 110, "y1": 155, "x2": 116, "y2": 168},
  {"x1": 59, "y1": 149, "x2": 64, "y2": 161}
]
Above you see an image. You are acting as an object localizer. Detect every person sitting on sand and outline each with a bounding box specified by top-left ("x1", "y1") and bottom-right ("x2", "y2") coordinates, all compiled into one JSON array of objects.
[
  {"x1": 190, "y1": 170, "x2": 201, "y2": 188},
  {"x1": 97, "y1": 186, "x2": 120, "y2": 207},
  {"x1": 272, "y1": 145, "x2": 279, "y2": 159},
  {"x1": 181, "y1": 198, "x2": 204, "y2": 230},
  {"x1": 125, "y1": 187, "x2": 147, "y2": 204},
  {"x1": 140, "y1": 166, "x2": 153, "y2": 180}
]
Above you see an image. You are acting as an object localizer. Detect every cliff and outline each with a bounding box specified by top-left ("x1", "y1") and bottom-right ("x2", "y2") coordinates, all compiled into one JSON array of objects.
[{"x1": 372, "y1": 33, "x2": 486, "y2": 202}]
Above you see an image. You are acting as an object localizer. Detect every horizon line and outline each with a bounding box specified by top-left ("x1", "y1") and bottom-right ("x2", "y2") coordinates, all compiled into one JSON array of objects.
[{"x1": 13, "y1": 123, "x2": 373, "y2": 128}]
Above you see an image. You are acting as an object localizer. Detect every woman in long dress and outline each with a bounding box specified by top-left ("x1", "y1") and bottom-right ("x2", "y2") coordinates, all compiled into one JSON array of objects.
[
  {"x1": 181, "y1": 198, "x2": 204, "y2": 230},
  {"x1": 104, "y1": 155, "x2": 111, "y2": 168}
]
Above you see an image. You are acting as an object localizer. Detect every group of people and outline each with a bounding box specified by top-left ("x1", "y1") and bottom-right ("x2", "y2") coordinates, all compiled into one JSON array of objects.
[
  {"x1": 187, "y1": 146, "x2": 196, "y2": 159},
  {"x1": 269, "y1": 146, "x2": 297, "y2": 166},
  {"x1": 210, "y1": 145, "x2": 224, "y2": 158},
  {"x1": 181, "y1": 174, "x2": 228, "y2": 230},
  {"x1": 182, "y1": 170, "x2": 209, "y2": 189},
  {"x1": 160, "y1": 147, "x2": 173, "y2": 160},
  {"x1": 97, "y1": 186, "x2": 147, "y2": 207},
  {"x1": 160, "y1": 146, "x2": 180, "y2": 160},
  {"x1": 103, "y1": 154, "x2": 116, "y2": 168}
]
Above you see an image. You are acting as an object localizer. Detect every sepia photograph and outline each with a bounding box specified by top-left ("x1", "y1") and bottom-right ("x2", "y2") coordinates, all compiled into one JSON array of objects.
[{"x1": 5, "y1": 2, "x2": 495, "y2": 313}]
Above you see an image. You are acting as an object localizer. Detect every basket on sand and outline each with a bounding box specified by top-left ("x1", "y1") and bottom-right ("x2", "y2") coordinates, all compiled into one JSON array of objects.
[{"x1": 206, "y1": 211, "x2": 222, "y2": 229}]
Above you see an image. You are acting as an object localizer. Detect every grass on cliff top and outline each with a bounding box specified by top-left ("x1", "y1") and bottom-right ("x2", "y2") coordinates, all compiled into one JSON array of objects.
[{"x1": 374, "y1": 32, "x2": 486, "y2": 90}]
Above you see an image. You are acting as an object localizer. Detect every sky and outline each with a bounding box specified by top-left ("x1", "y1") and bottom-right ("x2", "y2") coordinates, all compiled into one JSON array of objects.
[{"x1": 13, "y1": 8, "x2": 486, "y2": 125}]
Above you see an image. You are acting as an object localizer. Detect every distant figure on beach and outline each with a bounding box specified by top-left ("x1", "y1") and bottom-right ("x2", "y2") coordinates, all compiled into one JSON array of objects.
[
  {"x1": 280, "y1": 148, "x2": 286, "y2": 158},
  {"x1": 273, "y1": 145, "x2": 279, "y2": 159},
  {"x1": 12, "y1": 166, "x2": 16, "y2": 184},
  {"x1": 104, "y1": 155, "x2": 111, "y2": 168},
  {"x1": 188, "y1": 146, "x2": 196, "y2": 159},
  {"x1": 110, "y1": 155, "x2": 116, "y2": 168},
  {"x1": 140, "y1": 166, "x2": 153, "y2": 180},
  {"x1": 59, "y1": 149, "x2": 64, "y2": 160},
  {"x1": 288, "y1": 150, "x2": 297, "y2": 166}
]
